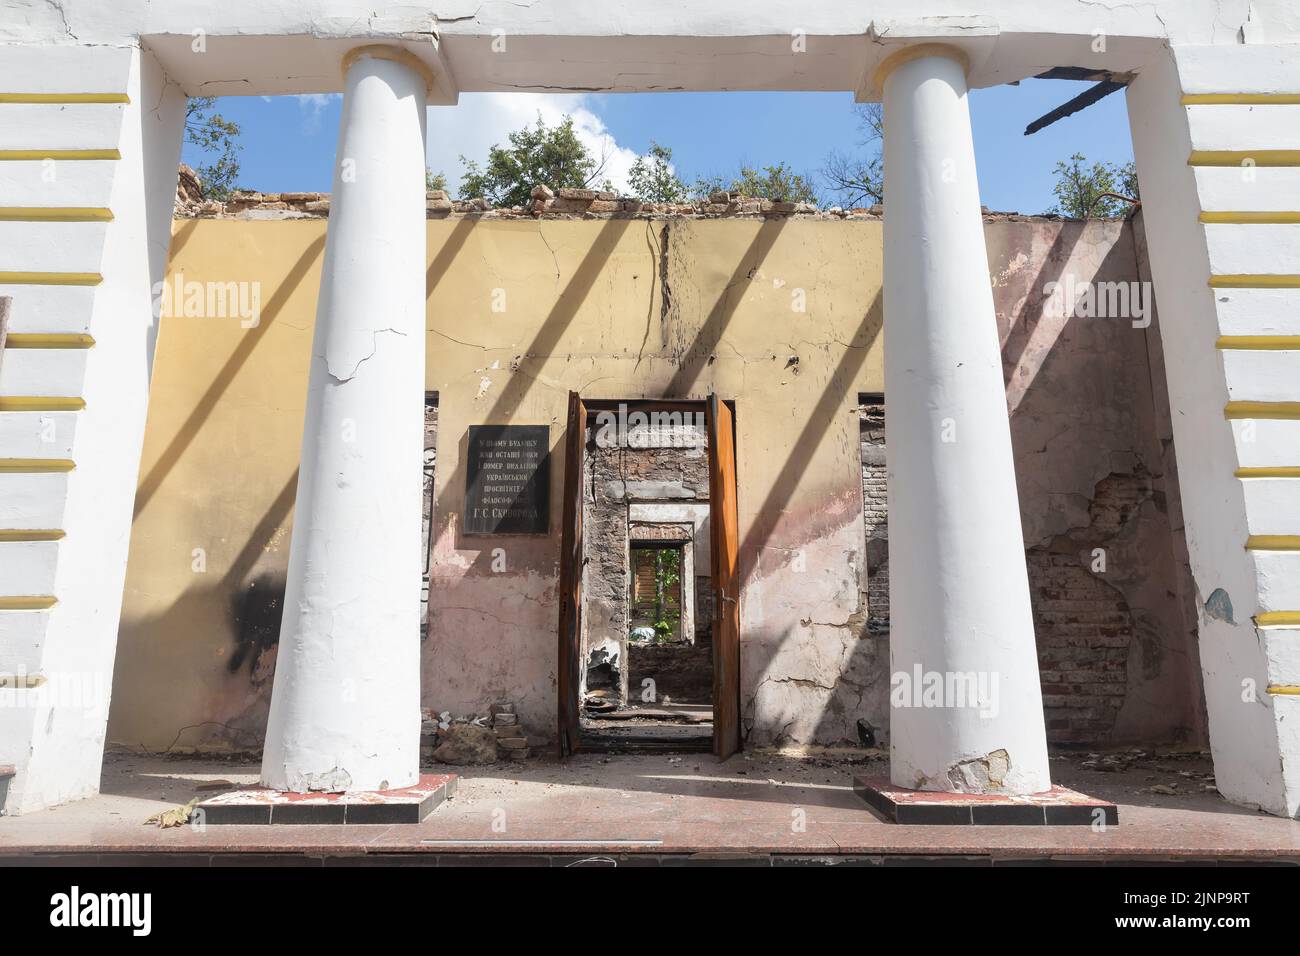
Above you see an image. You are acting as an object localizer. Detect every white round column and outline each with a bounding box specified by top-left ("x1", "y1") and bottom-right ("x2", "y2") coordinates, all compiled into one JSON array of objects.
[
  {"x1": 880, "y1": 46, "x2": 1052, "y2": 794},
  {"x1": 261, "y1": 47, "x2": 430, "y2": 793}
]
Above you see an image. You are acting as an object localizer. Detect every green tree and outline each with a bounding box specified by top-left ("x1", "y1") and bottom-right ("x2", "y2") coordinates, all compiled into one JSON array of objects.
[
  {"x1": 458, "y1": 114, "x2": 607, "y2": 207},
  {"x1": 822, "y1": 103, "x2": 884, "y2": 207},
  {"x1": 1049, "y1": 153, "x2": 1138, "y2": 218},
  {"x1": 1118, "y1": 161, "x2": 1140, "y2": 203},
  {"x1": 694, "y1": 161, "x2": 819, "y2": 205},
  {"x1": 426, "y1": 169, "x2": 448, "y2": 192},
  {"x1": 628, "y1": 141, "x2": 689, "y2": 203},
  {"x1": 185, "y1": 97, "x2": 242, "y2": 200},
  {"x1": 652, "y1": 549, "x2": 681, "y2": 640}
]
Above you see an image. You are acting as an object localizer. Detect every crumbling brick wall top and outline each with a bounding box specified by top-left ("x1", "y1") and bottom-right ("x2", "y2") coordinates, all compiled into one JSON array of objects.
[{"x1": 173, "y1": 166, "x2": 1102, "y2": 224}]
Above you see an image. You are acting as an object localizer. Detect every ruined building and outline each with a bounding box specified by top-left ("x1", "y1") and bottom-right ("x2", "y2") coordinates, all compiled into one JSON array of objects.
[{"x1": 1, "y1": 1, "x2": 1298, "y2": 822}]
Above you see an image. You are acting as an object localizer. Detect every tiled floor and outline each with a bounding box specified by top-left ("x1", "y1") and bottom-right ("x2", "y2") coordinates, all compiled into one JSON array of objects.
[{"x1": 1, "y1": 750, "x2": 1297, "y2": 864}]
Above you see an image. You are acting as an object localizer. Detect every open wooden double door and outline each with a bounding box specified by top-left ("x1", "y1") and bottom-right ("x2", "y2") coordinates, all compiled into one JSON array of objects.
[{"x1": 557, "y1": 392, "x2": 741, "y2": 759}]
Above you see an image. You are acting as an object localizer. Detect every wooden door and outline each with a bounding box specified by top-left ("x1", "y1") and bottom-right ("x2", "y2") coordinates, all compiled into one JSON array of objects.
[
  {"x1": 707, "y1": 394, "x2": 741, "y2": 758},
  {"x1": 556, "y1": 391, "x2": 588, "y2": 755}
]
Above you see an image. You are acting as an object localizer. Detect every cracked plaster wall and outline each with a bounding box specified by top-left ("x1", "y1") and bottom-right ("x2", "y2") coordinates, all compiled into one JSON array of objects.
[
  {"x1": 109, "y1": 214, "x2": 1201, "y2": 753},
  {"x1": 990, "y1": 217, "x2": 1205, "y2": 746}
]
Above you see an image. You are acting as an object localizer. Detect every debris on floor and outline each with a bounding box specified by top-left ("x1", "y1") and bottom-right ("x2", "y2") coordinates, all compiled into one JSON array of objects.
[
  {"x1": 430, "y1": 720, "x2": 498, "y2": 765},
  {"x1": 1057, "y1": 747, "x2": 1218, "y2": 796},
  {"x1": 584, "y1": 690, "x2": 618, "y2": 713},
  {"x1": 421, "y1": 701, "x2": 532, "y2": 765},
  {"x1": 144, "y1": 797, "x2": 198, "y2": 829}
]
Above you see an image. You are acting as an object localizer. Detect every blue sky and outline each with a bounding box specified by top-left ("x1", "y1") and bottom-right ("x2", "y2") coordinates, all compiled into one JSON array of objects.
[{"x1": 185, "y1": 79, "x2": 1134, "y2": 215}]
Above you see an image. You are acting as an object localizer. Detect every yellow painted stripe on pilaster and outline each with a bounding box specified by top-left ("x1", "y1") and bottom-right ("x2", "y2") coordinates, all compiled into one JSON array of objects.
[
  {"x1": 2, "y1": 333, "x2": 94, "y2": 349},
  {"x1": 1218, "y1": 336, "x2": 1300, "y2": 350},
  {"x1": 0, "y1": 270, "x2": 98, "y2": 286},
  {"x1": 0, "y1": 459, "x2": 73, "y2": 473},
  {"x1": 1183, "y1": 94, "x2": 1300, "y2": 105},
  {"x1": 0, "y1": 673, "x2": 47, "y2": 689},
  {"x1": 0, "y1": 272, "x2": 100, "y2": 286},
  {"x1": 1225, "y1": 401, "x2": 1300, "y2": 419},
  {"x1": 1267, "y1": 685, "x2": 1300, "y2": 695},
  {"x1": 0, "y1": 149, "x2": 120, "y2": 161},
  {"x1": 1190, "y1": 150, "x2": 1300, "y2": 167},
  {"x1": 0, "y1": 596, "x2": 56, "y2": 610},
  {"x1": 0, "y1": 529, "x2": 64, "y2": 541},
  {"x1": 1209, "y1": 275, "x2": 1300, "y2": 288},
  {"x1": 1201, "y1": 212, "x2": 1300, "y2": 224},
  {"x1": 0, "y1": 93, "x2": 128, "y2": 104},
  {"x1": 0, "y1": 396, "x2": 84, "y2": 411},
  {"x1": 1246, "y1": 535, "x2": 1300, "y2": 551},
  {"x1": 1236, "y1": 466, "x2": 1300, "y2": 478},
  {"x1": 1257, "y1": 611, "x2": 1300, "y2": 627},
  {"x1": 0, "y1": 207, "x2": 112, "y2": 222}
]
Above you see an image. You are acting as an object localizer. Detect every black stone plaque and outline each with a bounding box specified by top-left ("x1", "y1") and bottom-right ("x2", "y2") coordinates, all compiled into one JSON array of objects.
[{"x1": 464, "y1": 425, "x2": 550, "y2": 534}]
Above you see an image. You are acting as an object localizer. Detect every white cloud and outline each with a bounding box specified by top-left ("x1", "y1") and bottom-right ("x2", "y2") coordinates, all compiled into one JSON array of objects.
[
  {"x1": 294, "y1": 93, "x2": 337, "y2": 135},
  {"x1": 425, "y1": 92, "x2": 641, "y2": 200}
]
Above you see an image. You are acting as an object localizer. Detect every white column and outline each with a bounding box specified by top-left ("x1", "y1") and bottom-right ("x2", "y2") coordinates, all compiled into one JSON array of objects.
[
  {"x1": 261, "y1": 47, "x2": 430, "y2": 793},
  {"x1": 881, "y1": 46, "x2": 1051, "y2": 795}
]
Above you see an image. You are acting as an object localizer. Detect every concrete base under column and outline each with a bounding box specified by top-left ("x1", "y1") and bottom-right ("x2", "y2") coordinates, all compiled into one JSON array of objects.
[
  {"x1": 854, "y1": 776, "x2": 1117, "y2": 826},
  {"x1": 197, "y1": 774, "x2": 457, "y2": 825}
]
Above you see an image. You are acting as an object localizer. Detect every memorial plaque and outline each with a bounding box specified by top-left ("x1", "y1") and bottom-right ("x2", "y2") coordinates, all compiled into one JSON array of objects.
[{"x1": 464, "y1": 425, "x2": 550, "y2": 534}]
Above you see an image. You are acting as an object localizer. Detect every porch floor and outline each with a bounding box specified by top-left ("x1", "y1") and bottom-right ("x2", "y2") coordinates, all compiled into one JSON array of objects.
[{"x1": 1, "y1": 750, "x2": 1297, "y2": 865}]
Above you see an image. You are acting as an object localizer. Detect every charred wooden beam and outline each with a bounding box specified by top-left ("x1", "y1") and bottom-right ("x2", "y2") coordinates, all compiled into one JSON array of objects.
[{"x1": 1024, "y1": 80, "x2": 1127, "y2": 135}]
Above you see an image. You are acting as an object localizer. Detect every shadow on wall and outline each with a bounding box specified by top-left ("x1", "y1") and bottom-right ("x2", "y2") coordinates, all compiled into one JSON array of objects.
[
  {"x1": 999, "y1": 219, "x2": 1202, "y2": 747},
  {"x1": 111, "y1": 464, "x2": 299, "y2": 753},
  {"x1": 110, "y1": 228, "x2": 324, "y2": 753},
  {"x1": 109, "y1": 215, "x2": 1200, "y2": 756},
  {"x1": 424, "y1": 218, "x2": 796, "y2": 740},
  {"x1": 738, "y1": 289, "x2": 886, "y2": 748},
  {"x1": 741, "y1": 220, "x2": 1201, "y2": 752}
]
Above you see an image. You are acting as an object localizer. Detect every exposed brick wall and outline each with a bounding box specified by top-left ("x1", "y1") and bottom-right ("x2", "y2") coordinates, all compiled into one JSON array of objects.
[
  {"x1": 1030, "y1": 552, "x2": 1131, "y2": 742},
  {"x1": 859, "y1": 401, "x2": 1168, "y2": 745},
  {"x1": 420, "y1": 396, "x2": 438, "y2": 640},
  {"x1": 859, "y1": 399, "x2": 889, "y2": 630},
  {"x1": 1028, "y1": 471, "x2": 1153, "y2": 743}
]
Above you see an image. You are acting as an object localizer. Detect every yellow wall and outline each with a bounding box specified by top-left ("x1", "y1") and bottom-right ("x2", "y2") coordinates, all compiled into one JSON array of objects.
[{"x1": 110, "y1": 216, "x2": 885, "y2": 751}]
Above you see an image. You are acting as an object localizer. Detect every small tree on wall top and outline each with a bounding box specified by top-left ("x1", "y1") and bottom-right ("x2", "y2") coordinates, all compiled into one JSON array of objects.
[
  {"x1": 1049, "y1": 152, "x2": 1139, "y2": 218},
  {"x1": 693, "y1": 161, "x2": 820, "y2": 204},
  {"x1": 628, "y1": 141, "x2": 690, "y2": 203},
  {"x1": 459, "y1": 114, "x2": 610, "y2": 207}
]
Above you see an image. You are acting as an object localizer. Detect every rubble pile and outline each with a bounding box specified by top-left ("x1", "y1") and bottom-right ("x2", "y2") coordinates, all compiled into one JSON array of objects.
[{"x1": 419, "y1": 701, "x2": 531, "y2": 765}]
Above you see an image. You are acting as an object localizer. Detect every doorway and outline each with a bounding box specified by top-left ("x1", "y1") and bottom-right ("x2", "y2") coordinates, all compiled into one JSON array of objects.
[{"x1": 557, "y1": 395, "x2": 740, "y2": 758}]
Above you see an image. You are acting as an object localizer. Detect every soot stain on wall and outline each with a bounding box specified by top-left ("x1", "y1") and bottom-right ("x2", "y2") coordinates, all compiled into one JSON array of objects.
[{"x1": 228, "y1": 573, "x2": 285, "y2": 686}]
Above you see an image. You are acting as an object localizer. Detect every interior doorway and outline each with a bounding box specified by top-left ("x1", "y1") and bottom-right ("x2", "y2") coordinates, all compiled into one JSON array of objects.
[{"x1": 558, "y1": 395, "x2": 740, "y2": 758}]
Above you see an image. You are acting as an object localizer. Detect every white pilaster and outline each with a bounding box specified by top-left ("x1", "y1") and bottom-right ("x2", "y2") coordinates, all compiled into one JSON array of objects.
[
  {"x1": 880, "y1": 47, "x2": 1052, "y2": 795},
  {"x1": 0, "y1": 43, "x2": 185, "y2": 815},
  {"x1": 260, "y1": 47, "x2": 430, "y2": 793},
  {"x1": 1127, "y1": 43, "x2": 1300, "y2": 818}
]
